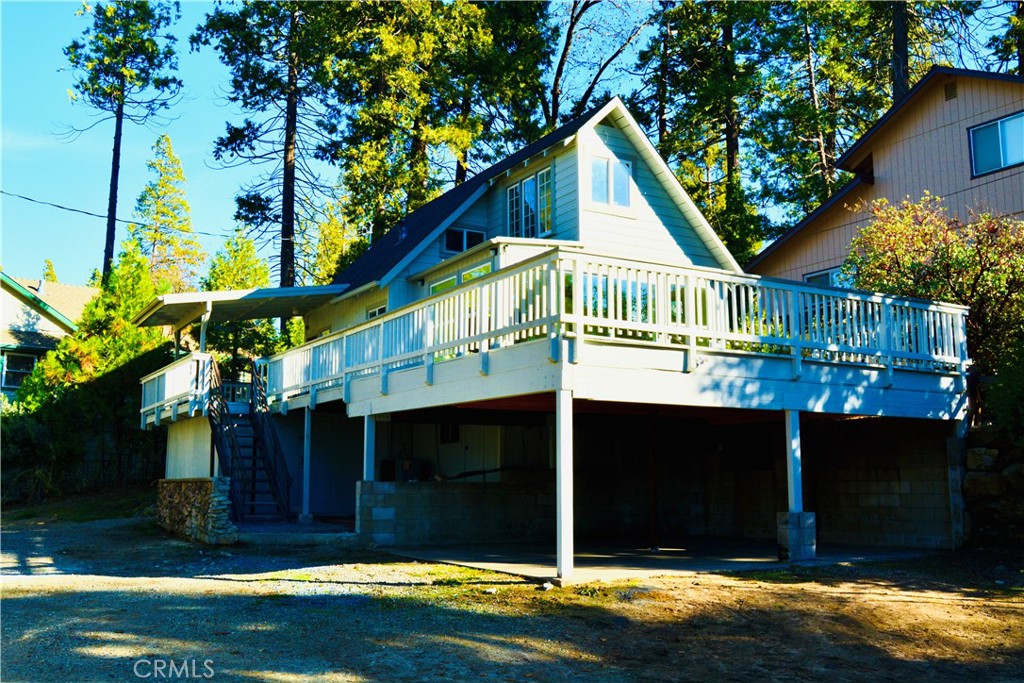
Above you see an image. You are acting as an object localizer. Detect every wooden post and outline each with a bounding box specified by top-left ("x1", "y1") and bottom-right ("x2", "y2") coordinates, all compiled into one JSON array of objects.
[
  {"x1": 198, "y1": 301, "x2": 213, "y2": 353},
  {"x1": 556, "y1": 389, "x2": 574, "y2": 582},
  {"x1": 785, "y1": 409, "x2": 802, "y2": 513},
  {"x1": 363, "y1": 415, "x2": 376, "y2": 481},
  {"x1": 299, "y1": 406, "x2": 312, "y2": 523}
]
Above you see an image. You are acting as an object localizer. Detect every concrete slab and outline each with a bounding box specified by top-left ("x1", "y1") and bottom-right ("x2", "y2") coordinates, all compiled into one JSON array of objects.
[
  {"x1": 236, "y1": 520, "x2": 358, "y2": 546},
  {"x1": 392, "y1": 539, "x2": 931, "y2": 584}
]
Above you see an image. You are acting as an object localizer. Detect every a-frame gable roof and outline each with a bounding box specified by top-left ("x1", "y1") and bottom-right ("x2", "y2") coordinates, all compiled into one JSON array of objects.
[
  {"x1": 333, "y1": 97, "x2": 742, "y2": 293},
  {"x1": 331, "y1": 104, "x2": 607, "y2": 293}
]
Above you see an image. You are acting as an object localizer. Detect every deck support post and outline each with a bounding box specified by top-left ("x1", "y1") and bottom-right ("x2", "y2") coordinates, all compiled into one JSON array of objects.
[
  {"x1": 786, "y1": 410, "x2": 803, "y2": 513},
  {"x1": 779, "y1": 410, "x2": 815, "y2": 561},
  {"x1": 363, "y1": 415, "x2": 376, "y2": 482},
  {"x1": 198, "y1": 301, "x2": 213, "y2": 352},
  {"x1": 299, "y1": 406, "x2": 313, "y2": 523},
  {"x1": 556, "y1": 389, "x2": 574, "y2": 583}
]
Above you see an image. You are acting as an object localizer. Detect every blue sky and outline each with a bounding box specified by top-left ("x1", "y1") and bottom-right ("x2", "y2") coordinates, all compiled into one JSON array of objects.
[{"x1": 2, "y1": 1, "x2": 257, "y2": 285}]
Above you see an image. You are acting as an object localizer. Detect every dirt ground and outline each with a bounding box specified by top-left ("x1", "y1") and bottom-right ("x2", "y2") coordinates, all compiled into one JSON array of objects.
[{"x1": 2, "y1": 513, "x2": 1023, "y2": 683}]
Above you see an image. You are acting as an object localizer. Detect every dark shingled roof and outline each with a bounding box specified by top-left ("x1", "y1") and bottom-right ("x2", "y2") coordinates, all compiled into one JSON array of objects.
[{"x1": 332, "y1": 102, "x2": 611, "y2": 292}]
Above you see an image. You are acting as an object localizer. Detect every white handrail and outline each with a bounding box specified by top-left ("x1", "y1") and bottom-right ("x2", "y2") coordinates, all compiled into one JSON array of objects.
[{"x1": 144, "y1": 247, "x2": 969, "y2": 410}]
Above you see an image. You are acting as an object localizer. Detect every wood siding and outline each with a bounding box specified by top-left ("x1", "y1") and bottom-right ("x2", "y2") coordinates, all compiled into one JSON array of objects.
[
  {"x1": 304, "y1": 287, "x2": 388, "y2": 339},
  {"x1": 165, "y1": 417, "x2": 212, "y2": 479},
  {"x1": 754, "y1": 75, "x2": 1024, "y2": 281},
  {"x1": 578, "y1": 121, "x2": 720, "y2": 268}
]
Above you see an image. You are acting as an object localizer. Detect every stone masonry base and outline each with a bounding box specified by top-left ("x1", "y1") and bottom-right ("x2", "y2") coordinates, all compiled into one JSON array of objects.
[{"x1": 157, "y1": 477, "x2": 238, "y2": 545}]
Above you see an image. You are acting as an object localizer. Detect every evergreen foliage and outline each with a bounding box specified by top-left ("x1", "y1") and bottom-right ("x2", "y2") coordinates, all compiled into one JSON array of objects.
[
  {"x1": 132, "y1": 134, "x2": 205, "y2": 292},
  {"x1": 65, "y1": 0, "x2": 182, "y2": 280},
  {"x1": 201, "y1": 234, "x2": 282, "y2": 379}
]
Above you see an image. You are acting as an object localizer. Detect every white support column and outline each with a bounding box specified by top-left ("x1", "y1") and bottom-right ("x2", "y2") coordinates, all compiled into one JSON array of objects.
[
  {"x1": 785, "y1": 409, "x2": 803, "y2": 513},
  {"x1": 556, "y1": 389, "x2": 574, "y2": 582},
  {"x1": 780, "y1": 409, "x2": 815, "y2": 561},
  {"x1": 299, "y1": 406, "x2": 313, "y2": 523},
  {"x1": 198, "y1": 301, "x2": 213, "y2": 352},
  {"x1": 363, "y1": 415, "x2": 376, "y2": 481}
]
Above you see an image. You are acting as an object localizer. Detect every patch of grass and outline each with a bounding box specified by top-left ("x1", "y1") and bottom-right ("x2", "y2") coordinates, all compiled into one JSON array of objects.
[{"x1": 3, "y1": 488, "x2": 156, "y2": 523}]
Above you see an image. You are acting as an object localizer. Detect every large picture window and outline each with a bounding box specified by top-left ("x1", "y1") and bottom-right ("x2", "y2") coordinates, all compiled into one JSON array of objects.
[
  {"x1": 969, "y1": 111, "x2": 1024, "y2": 176},
  {"x1": 507, "y1": 167, "x2": 553, "y2": 238}
]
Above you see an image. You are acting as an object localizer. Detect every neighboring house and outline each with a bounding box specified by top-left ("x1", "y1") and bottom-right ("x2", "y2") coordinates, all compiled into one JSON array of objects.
[
  {"x1": 748, "y1": 66, "x2": 1024, "y2": 284},
  {"x1": 136, "y1": 99, "x2": 971, "y2": 580},
  {"x1": 0, "y1": 272, "x2": 97, "y2": 398}
]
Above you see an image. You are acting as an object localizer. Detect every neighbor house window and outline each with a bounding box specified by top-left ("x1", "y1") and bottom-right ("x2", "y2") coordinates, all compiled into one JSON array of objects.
[
  {"x1": 969, "y1": 111, "x2": 1024, "y2": 176},
  {"x1": 461, "y1": 262, "x2": 492, "y2": 282},
  {"x1": 804, "y1": 268, "x2": 852, "y2": 289},
  {"x1": 429, "y1": 276, "x2": 458, "y2": 295},
  {"x1": 507, "y1": 167, "x2": 553, "y2": 238},
  {"x1": 591, "y1": 156, "x2": 631, "y2": 207},
  {"x1": 366, "y1": 305, "x2": 386, "y2": 320},
  {"x1": 444, "y1": 228, "x2": 485, "y2": 254},
  {"x1": 1, "y1": 353, "x2": 35, "y2": 389}
]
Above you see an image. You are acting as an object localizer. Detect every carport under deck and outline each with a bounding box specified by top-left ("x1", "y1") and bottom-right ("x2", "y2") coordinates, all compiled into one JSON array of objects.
[
  {"x1": 139, "y1": 249, "x2": 969, "y2": 581},
  {"x1": 357, "y1": 402, "x2": 960, "y2": 583}
]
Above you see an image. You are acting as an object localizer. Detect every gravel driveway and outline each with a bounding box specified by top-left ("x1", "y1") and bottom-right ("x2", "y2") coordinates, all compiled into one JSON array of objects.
[{"x1": 3, "y1": 514, "x2": 1023, "y2": 683}]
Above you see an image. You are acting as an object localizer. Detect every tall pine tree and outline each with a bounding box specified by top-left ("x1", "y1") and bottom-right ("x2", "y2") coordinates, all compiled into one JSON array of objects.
[
  {"x1": 65, "y1": 1, "x2": 182, "y2": 281},
  {"x1": 132, "y1": 134, "x2": 205, "y2": 292}
]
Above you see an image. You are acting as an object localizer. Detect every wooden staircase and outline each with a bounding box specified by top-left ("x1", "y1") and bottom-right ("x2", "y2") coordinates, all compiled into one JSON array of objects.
[{"x1": 208, "y1": 360, "x2": 291, "y2": 523}]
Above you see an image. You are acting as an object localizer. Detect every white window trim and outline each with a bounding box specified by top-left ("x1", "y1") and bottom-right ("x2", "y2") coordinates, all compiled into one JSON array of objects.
[
  {"x1": 429, "y1": 275, "x2": 458, "y2": 295},
  {"x1": 803, "y1": 267, "x2": 852, "y2": 289},
  {"x1": 969, "y1": 110, "x2": 1024, "y2": 177},
  {"x1": 366, "y1": 304, "x2": 387, "y2": 320},
  {"x1": 506, "y1": 166, "x2": 554, "y2": 238},
  {"x1": 427, "y1": 259, "x2": 495, "y2": 296},
  {"x1": 586, "y1": 153, "x2": 635, "y2": 218},
  {"x1": 1, "y1": 352, "x2": 36, "y2": 390},
  {"x1": 442, "y1": 228, "x2": 486, "y2": 255}
]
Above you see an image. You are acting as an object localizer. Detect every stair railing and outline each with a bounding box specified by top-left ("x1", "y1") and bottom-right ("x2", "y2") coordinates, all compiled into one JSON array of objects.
[
  {"x1": 250, "y1": 359, "x2": 292, "y2": 520},
  {"x1": 207, "y1": 359, "x2": 250, "y2": 521}
]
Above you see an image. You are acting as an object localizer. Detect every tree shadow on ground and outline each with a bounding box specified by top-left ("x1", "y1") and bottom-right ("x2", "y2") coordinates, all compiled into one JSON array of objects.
[{"x1": 3, "y1": 579, "x2": 1022, "y2": 683}]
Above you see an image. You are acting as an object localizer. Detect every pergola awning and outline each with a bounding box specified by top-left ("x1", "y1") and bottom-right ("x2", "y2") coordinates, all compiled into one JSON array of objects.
[{"x1": 133, "y1": 285, "x2": 348, "y2": 331}]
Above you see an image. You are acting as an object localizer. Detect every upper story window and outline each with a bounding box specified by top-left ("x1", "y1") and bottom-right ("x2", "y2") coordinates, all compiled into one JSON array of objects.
[
  {"x1": 969, "y1": 111, "x2": 1024, "y2": 176},
  {"x1": 444, "y1": 228, "x2": 485, "y2": 254},
  {"x1": 366, "y1": 305, "x2": 386, "y2": 320},
  {"x1": 591, "y1": 156, "x2": 631, "y2": 207},
  {"x1": 507, "y1": 167, "x2": 552, "y2": 238},
  {"x1": 804, "y1": 267, "x2": 852, "y2": 289},
  {"x1": 2, "y1": 353, "x2": 35, "y2": 390}
]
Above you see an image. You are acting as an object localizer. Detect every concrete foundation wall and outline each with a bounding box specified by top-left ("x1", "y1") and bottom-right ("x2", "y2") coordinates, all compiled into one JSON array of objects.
[
  {"x1": 357, "y1": 479, "x2": 555, "y2": 546},
  {"x1": 805, "y1": 418, "x2": 955, "y2": 549},
  {"x1": 165, "y1": 417, "x2": 212, "y2": 479}
]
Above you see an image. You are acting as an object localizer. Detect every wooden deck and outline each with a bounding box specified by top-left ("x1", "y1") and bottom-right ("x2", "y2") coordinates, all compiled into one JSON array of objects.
[{"x1": 141, "y1": 247, "x2": 970, "y2": 426}]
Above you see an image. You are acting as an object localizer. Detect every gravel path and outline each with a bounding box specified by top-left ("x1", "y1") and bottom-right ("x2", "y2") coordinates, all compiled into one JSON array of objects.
[{"x1": 2, "y1": 515, "x2": 1023, "y2": 683}]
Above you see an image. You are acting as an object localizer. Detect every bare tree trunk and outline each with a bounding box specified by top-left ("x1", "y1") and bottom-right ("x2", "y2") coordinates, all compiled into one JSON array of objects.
[
  {"x1": 657, "y1": 12, "x2": 669, "y2": 154},
  {"x1": 722, "y1": 19, "x2": 740, "y2": 206},
  {"x1": 455, "y1": 89, "x2": 471, "y2": 185},
  {"x1": 891, "y1": 0, "x2": 909, "y2": 101},
  {"x1": 547, "y1": 0, "x2": 597, "y2": 128},
  {"x1": 804, "y1": 19, "x2": 833, "y2": 198},
  {"x1": 281, "y1": 5, "x2": 299, "y2": 294},
  {"x1": 102, "y1": 86, "x2": 125, "y2": 282}
]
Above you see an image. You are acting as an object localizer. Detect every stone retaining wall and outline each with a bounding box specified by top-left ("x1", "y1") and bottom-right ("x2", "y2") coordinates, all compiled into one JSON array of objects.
[
  {"x1": 357, "y1": 480, "x2": 555, "y2": 546},
  {"x1": 157, "y1": 477, "x2": 238, "y2": 545}
]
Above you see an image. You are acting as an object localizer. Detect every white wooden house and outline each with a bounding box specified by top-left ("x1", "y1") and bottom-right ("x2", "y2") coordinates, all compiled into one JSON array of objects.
[{"x1": 137, "y1": 99, "x2": 970, "y2": 580}]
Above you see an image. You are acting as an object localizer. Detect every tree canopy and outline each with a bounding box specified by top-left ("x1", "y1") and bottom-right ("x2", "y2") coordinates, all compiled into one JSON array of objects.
[
  {"x1": 844, "y1": 195, "x2": 1024, "y2": 378},
  {"x1": 65, "y1": 0, "x2": 183, "y2": 280},
  {"x1": 132, "y1": 133, "x2": 205, "y2": 292}
]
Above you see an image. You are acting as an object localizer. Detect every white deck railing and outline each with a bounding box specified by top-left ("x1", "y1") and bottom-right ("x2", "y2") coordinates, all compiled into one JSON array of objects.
[
  {"x1": 257, "y1": 248, "x2": 969, "y2": 404},
  {"x1": 139, "y1": 352, "x2": 214, "y2": 427}
]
